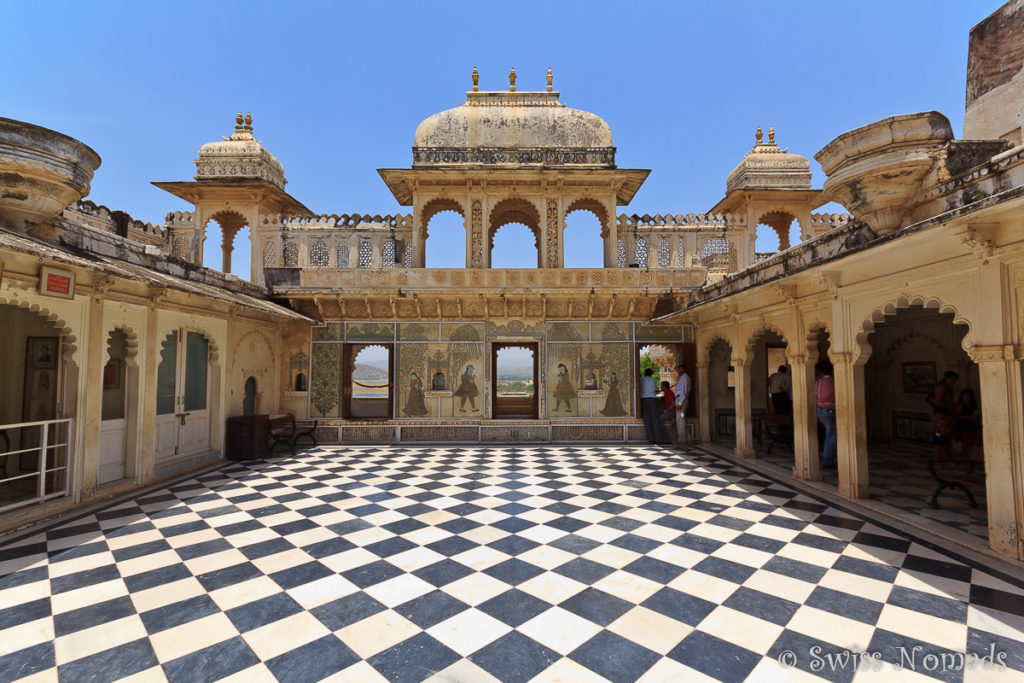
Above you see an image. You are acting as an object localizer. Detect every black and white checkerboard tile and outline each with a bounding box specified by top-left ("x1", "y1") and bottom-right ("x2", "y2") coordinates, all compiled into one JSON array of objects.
[
  {"x1": 1, "y1": 444, "x2": 1023, "y2": 682},
  {"x1": 758, "y1": 443, "x2": 990, "y2": 541}
]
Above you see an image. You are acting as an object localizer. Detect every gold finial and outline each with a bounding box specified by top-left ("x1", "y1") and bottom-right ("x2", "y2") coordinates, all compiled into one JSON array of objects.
[
  {"x1": 546, "y1": 67, "x2": 553, "y2": 92},
  {"x1": 244, "y1": 112, "x2": 253, "y2": 130},
  {"x1": 768, "y1": 126, "x2": 775, "y2": 143},
  {"x1": 472, "y1": 66, "x2": 479, "y2": 92},
  {"x1": 755, "y1": 126, "x2": 763, "y2": 143},
  {"x1": 509, "y1": 67, "x2": 517, "y2": 92},
  {"x1": 236, "y1": 112, "x2": 244, "y2": 127}
]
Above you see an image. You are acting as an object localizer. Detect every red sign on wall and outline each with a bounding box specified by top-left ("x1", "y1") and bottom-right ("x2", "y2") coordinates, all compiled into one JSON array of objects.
[{"x1": 39, "y1": 266, "x2": 75, "y2": 299}]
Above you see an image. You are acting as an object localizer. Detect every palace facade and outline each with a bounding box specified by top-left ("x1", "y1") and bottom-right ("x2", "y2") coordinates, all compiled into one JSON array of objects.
[{"x1": 2, "y1": 3, "x2": 1023, "y2": 563}]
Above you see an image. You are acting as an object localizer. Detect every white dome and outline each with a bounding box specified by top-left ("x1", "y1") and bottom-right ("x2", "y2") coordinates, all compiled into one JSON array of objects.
[{"x1": 412, "y1": 91, "x2": 615, "y2": 168}]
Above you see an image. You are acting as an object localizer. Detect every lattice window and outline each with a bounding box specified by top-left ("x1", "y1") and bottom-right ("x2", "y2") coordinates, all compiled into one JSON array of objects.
[
  {"x1": 404, "y1": 243, "x2": 413, "y2": 267},
  {"x1": 657, "y1": 238, "x2": 671, "y2": 268},
  {"x1": 174, "y1": 235, "x2": 192, "y2": 258},
  {"x1": 382, "y1": 240, "x2": 397, "y2": 269},
  {"x1": 700, "y1": 236, "x2": 736, "y2": 272},
  {"x1": 357, "y1": 240, "x2": 373, "y2": 268},
  {"x1": 283, "y1": 241, "x2": 298, "y2": 267},
  {"x1": 262, "y1": 242, "x2": 276, "y2": 267},
  {"x1": 617, "y1": 239, "x2": 626, "y2": 268},
  {"x1": 635, "y1": 237, "x2": 648, "y2": 268},
  {"x1": 677, "y1": 236, "x2": 686, "y2": 267},
  {"x1": 337, "y1": 242, "x2": 350, "y2": 268},
  {"x1": 310, "y1": 240, "x2": 329, "y2": 268}
]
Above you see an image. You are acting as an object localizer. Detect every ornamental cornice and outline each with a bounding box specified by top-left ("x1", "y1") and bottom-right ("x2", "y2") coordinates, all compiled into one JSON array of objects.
[
  {"x1": 412, "y1": 147, "x2": 616, "y2": 167},
  {"x1": 967, "y1": 344, "x2": 1023, "y2": 363}
]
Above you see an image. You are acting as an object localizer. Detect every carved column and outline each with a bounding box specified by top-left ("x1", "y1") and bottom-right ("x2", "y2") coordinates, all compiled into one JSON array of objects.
[
  {"x1": 545, "y1": 198, "x2": 559, "y2": 268},
  {"x1": 732, "y1": 355, "x2": 755, "y2": 458},
  {"x1": 832, "y1": 351, "x2": 869, "y2": 498},
  {"x1": 139, "y1": 296, "x2": 161, "y2": 482},
  {"x1": 970, "y1": 344, "x2": 1024, "y2": 559},
  {"x1": 789, "y1": 353, "x2": 820, "y2": 481},
  {"x1": 696, "y1": 361, "x2": 711, "y2": 442},
  {"x1": 470, "y1": 199, "x2": 484, "y2": 268}
]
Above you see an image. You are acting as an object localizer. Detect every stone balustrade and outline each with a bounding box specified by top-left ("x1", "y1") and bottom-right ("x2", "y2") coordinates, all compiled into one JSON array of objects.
[{"x1": 64, "y1": 200, "x2": 167, "y2": 247}]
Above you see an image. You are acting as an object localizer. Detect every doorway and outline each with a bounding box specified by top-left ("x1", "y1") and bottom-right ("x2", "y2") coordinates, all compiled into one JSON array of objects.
[
  {"x1": 345, "y1": 344, "x2": 393, "y2": 419},
  {"x1": 492, "y1": 343, "x2": 538, "y2": 419},
  {"x1": 155, "y1": 330, "x2": 211, "y2": 464},
  {"x1": 99, "y1": 330, "x2": 129, "y2": 485}
]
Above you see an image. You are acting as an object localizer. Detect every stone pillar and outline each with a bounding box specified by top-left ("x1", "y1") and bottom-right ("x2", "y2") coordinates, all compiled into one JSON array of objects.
[
  {"x1": 80, "y1": 290, "x2": 106, "y2": 498},
  {"x1": 971, "y1": 345, "x2": 1024, "y2": 559},
  {"x1": 790, "y1": 354, "x2": 820, "y2": 481},
  {"x1": 139, "y1": 302, "x2": 160, "y2": 482},
  {"x1": 732, "y1": 355, "x2": 755, "y2": 458},
  {"x1": 832, "y1": 351, "x2": 869, "y2": 498},
  {"x1": 696, "y1": 361, "x2": 711, "y2": 442}
]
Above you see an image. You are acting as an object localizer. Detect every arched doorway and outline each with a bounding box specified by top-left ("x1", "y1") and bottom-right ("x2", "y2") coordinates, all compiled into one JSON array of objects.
[
  {"x1": 0, "y1": 303, "x2": 75, "y2": 511},
  {"x1": 243, "y1": 376, "x2": 257, "y2": 416},
  {"x1": 489, "y1": 198, "x2": 541, "y2": 268},
  {"x1": 99, "y1": 328, "x2": 139, "y2": 486},
  {"x1": 563, "y1": 200, "x2": 609, "y2": 268},
  {"x1": 707, "y1": 338, "x2": 735, "y2": 444},
  {"x1": 492, "y1": 344, "x2": 538, "y2": 418},
  {"x1": 422, "y1": 199, "x2": 465, "y2": 268},
  {"x1": 155, "y1": 329, "x2": 211, "y2": 465},
  {"x1": 347, "y1": 344, "x2": 392, "y2": 419},
  {"x1": 863, "y1": 304, "x2": 983, "y2": 540}
]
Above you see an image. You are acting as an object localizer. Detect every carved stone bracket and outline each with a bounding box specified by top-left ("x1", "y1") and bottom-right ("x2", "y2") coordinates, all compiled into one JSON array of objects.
[
  {"x1": 968, "y1": 344, "x2": 1023, "y2": 363},
  {"x1": 953, "y1": 224, "x2": 995, "y2": 260}
]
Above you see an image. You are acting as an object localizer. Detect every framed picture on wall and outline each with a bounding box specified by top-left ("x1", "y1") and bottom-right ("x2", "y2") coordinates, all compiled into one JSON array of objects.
[{"x1": 902, "y1": 361, "x2": 936, "y2": 394}]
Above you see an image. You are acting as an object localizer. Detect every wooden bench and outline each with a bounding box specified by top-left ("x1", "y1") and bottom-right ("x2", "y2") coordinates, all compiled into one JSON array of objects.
[
  {"x1": 928, "y1": 447, "x2": 985, "y2": 509},
  {"x1": 268, "y1": 414, "x2": 319, "y2": 456}
]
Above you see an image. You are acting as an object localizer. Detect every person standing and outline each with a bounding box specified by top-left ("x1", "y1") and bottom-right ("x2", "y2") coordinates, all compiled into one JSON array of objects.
[
  {"x1": 815, "y1": 361, "x2": 837, "y2": 468},
  {"x1": 768, "y1": 365, "x2": 792, "y2": 416},
  {"x1": 640, "y1": 368, "x2": 659, "y2": 444},
  {"x1": 658, "y1": 380, "x2": 676, "y2": 443},
  {"x1": 674, "y1": 363, "x2": 692, "y2": 444}
]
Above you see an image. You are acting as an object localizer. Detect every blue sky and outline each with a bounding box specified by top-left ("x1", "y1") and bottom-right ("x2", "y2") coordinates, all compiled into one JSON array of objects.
[{"x1": 6, "y1": 1, "x2": 1001, "y2": 278}]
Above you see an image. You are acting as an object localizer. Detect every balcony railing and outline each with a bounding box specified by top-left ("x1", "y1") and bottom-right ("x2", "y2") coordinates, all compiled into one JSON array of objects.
[{"x1": 0, "y1": 418, "x2": 73, "y2": 514}]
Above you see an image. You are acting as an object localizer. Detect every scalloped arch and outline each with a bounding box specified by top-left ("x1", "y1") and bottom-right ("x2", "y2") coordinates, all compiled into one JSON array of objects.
[
  {"x1": 420, "y1": 198, "x2": 465, "y2": 238},
  {"x1": 702, "y1": 331, "x2": 734, "y2": 360},
  {"x1": 856, "y1": 294, "x2": 974, "y2": 360},
  {"x1": 156, "y1": 322, "x2": 222, "y2": 365},
  {"x1": 564, "y1": 198, "x2": 610, "y2": 237},
  {"x1": 108, "y1": 325, "x2": 141, "y2": 368},
  {"x1": 0, "y1": 294, "x2": 79, "y2": 360}
]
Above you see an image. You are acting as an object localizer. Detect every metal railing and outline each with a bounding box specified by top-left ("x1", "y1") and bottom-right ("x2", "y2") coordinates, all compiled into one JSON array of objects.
[{"x1": 0, "y1": 418, "x2": 73, "y2": 514}]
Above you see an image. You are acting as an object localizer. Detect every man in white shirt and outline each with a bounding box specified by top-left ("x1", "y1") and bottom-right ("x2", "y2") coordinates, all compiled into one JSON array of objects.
[{"x1": 674, "y1": 363, "x2": 692, "y2": 444}]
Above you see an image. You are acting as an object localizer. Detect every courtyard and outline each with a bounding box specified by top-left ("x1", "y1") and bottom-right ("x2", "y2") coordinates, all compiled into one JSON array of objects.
[{"x1": 1, "y1": 444, "x2": 1022, "y2": 682}]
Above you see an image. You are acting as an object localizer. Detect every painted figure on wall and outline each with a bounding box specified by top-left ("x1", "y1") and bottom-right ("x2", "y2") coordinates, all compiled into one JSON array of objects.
[
  {"x1": 600, "y1": 371, "x2": 628, "y2": 416},
  {"x1": 403, "y1": 372, "x2": 429, "y2": 416},
  {"x1": 553, "y1": 363, "x2": 576, "y2": 412},
  {"x1": 455, "y1": 365, "x2": 479, "y2": 412},
  {"x1": 432, "y1": 371, "x2": 446, "y2": 391}
]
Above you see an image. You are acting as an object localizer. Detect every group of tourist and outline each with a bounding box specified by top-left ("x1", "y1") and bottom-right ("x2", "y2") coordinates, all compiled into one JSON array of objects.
[{"x1": 641, "y1": 363, "x2": 692, "y2": 445}]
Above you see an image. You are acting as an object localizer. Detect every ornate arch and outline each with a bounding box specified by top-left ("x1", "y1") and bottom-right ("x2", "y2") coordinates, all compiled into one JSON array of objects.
[
  {"x1": 205, "y1": 210, "x2": 249, "y2": 247},
  {"x1": 855, "y1": 294, "x2": 974, "y2": 364},
  {"x1": 564, "y1": 198, "x2": 610, "y2": 237},
  {"x1": 107, "y1": 324, "x2": 141, "y2": 369},
  {"x1": 0, "y1": 293, "x2": 79, "y2": 360},
  {"x1": 156, "y1": 320, "x2": 221, "y2": 366},
  {"x1": 420, "y1": 198, "x2": 465, "y2": 239},
  {"x1": 488, "y1": 198, "x2": 542, "y2": 252},
  {"x1": 701, "y1": 331, "x2": 734, "y2": 362}
]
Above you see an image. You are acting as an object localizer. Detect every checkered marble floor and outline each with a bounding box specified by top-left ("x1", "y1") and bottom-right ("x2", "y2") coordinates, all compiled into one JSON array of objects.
[
  {"x1": 757, "y1": 442, "x2": 990, "y2": 541},
  {"x1": 2, "y1": 444, "x2": 1024, "y2": 683}
]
